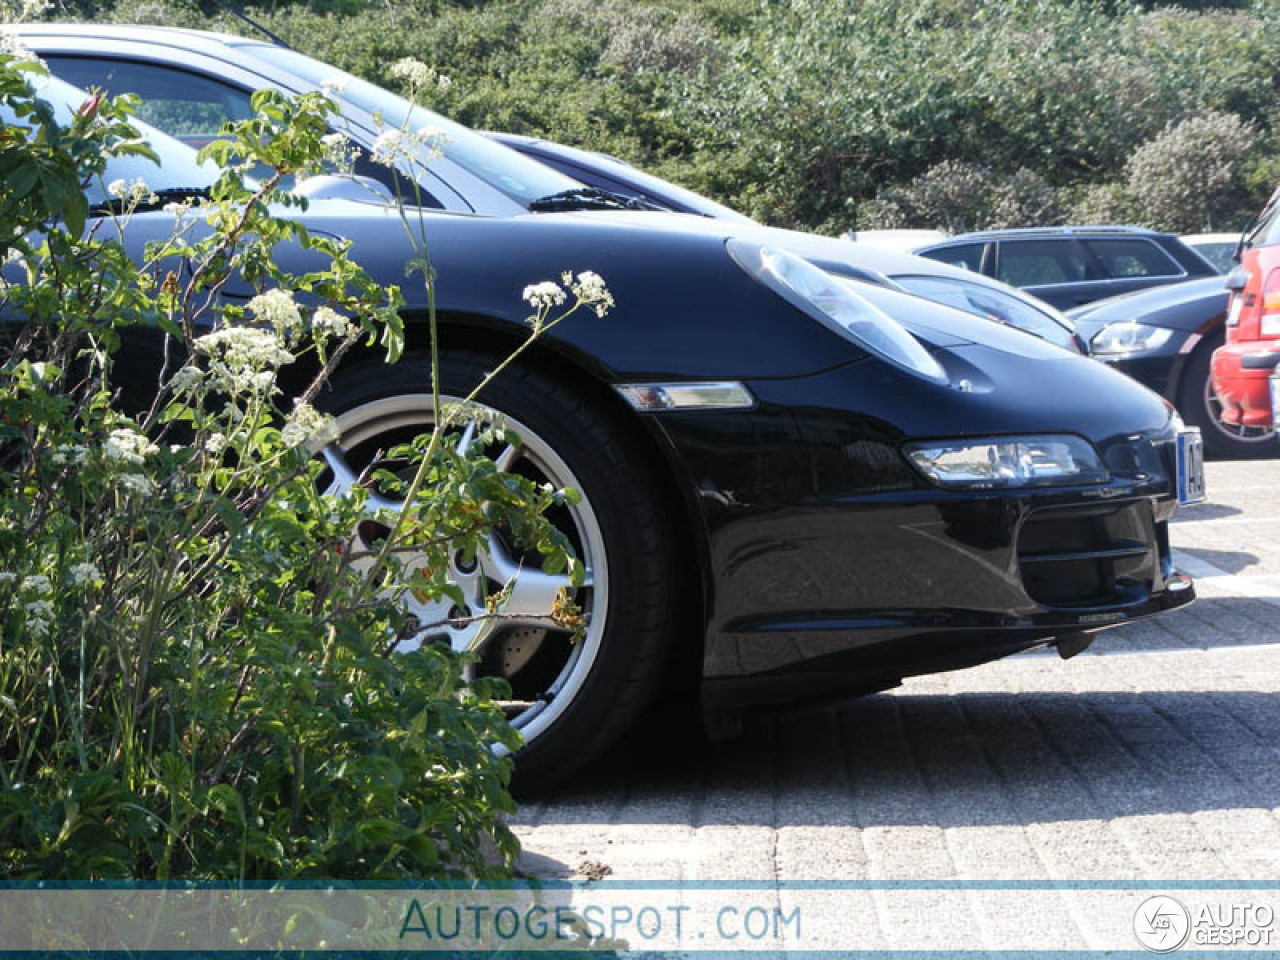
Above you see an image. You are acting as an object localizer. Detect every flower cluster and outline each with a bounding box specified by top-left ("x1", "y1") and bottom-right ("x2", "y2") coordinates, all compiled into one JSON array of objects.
[
  {"x1": 107, "y1": 177, "x2": 156, "y2": 207},
  {"x1": 281, "y1": 402, "x2": 339, "y2": 449},
  {"x1": 51, "y1": 443, "x2": 87, "y2": 467},
  {"x1": 312, "y1": 305, "x2": 355, "y2": 341},
  {"x1": 388, "y1": 58, "x2": 453, "y2": 94},
  {"x1": 320, "y1": 75, "x2": 349, "y2": 96},
  {"x1": 563, "y1": 270, "x2": 614, "y2": 318},
  {"x1": 320, "y1": 131, "x2": 359, "y2": 173},
  {"x1": 118, "y1": 473, "x2": 153, "y2": 497},
  {"x1": 522, "y1": 281, "x2": 568, "y2": 310},
  {"x1": 370, "y1": 126, "x2": 447, "y2": 168},
  {"x1": 69, "y1": 562, "x2": 101, "y2": 588},
  {"x1": 169, "y1": 365, "x2": 205, "y2": 394},
  {"x1": 104, "y1": 427, "x2": 158, "y2": 465},
  {"x1": 248, "y1": 288, "x2": 304, "y2": 343},
  {"x1": 194, "y1": 327, "x2": 296, "y2": 396}
]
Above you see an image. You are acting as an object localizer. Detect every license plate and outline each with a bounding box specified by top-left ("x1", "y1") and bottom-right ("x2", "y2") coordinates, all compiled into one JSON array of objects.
[
  {"x1": 1176, "y1": 428, "x2": 1206, "y2": 505},
  {"x1": 1227, "y1": 294, "x2": 1243, "y2": 327}
]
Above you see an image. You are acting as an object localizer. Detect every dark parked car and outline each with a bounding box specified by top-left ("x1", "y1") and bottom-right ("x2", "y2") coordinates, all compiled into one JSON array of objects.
[
  {"x1": 1070, "y1": 277, "x2": 1274, "y2": 459},
  {"x1": 13, "y1": 23, "x2": 1085, "y2": 355},
  {"x1": 915, "y1": 226, "x2": 1219, "y2": 310},
  {"x1": 10, "y1": 69, "x2": 1203, "y2": 790},
  {"x1": 485, "y1": 130, "x2": 755, "y2": 223}
]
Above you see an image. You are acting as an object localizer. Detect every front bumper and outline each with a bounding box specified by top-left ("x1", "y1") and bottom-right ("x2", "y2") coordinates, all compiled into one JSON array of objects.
[
  {"x1": 1211, "y1": 340, "x2": 1280, "y2": 427},
  {"x1": 643, "y1": 357, "x2": 1196, "y2": 708}
]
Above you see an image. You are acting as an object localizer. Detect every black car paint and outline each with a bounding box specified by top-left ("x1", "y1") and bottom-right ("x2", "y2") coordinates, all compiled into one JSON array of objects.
[
  {"x1": 1070, "y1": 276, "x2": 1229, "y2": 401},
  {"x1": 192, "y1": 202, "x2": 1192, "y2": 705}
]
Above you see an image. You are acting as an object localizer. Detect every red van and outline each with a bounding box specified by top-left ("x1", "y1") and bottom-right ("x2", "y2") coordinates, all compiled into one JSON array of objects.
[{"x1": 1213, "y1": 187, "x2": 1280, "y2": 436}]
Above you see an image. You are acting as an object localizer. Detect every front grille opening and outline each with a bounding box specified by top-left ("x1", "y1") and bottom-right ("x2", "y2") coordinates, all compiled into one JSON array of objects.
[{"x1": 1017, "y1": 503, "x2": 1159, "y2": 608}]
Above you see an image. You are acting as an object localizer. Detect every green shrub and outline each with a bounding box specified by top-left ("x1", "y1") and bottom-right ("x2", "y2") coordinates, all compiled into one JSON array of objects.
[
  {"x1": 42, "y1": 0, "x2": 1280, "y2": 234},
  {"x1": 0, "y1": 51, "x2": 598, "y2": 879}
]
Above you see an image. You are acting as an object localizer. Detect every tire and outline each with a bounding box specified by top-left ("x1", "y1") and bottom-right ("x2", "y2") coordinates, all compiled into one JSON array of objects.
[
  {"x1": 316, "y1": 350, "x2": 676, "y2": 793},
  {"x1": 1177, "y1": 334, "x2": 1276, "y2": 460}
]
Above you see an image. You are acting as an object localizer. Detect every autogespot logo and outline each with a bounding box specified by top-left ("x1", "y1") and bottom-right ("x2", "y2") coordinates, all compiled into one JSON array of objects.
[{"x1": 1134, "y1": 895, "x2": 1191, "y2": 953}]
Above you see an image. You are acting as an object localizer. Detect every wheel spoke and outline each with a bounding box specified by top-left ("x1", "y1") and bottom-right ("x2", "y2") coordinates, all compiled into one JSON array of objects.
[
  {"x1": 494, "y1": 441, "x2": 522, "y2": 473},
  {"x1": 481, "y1": 532, "x2": 584, "y2": 628},
  {"x1": 455, "y1": 418, "x2": 478, "y2": 457},
  {"x1": 320, "y1": 443, "x2": 403, "y2": 513}
]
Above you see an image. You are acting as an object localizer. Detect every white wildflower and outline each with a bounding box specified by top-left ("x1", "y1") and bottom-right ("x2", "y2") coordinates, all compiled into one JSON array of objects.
[
  {"x1": 388, "y1": 58, "x2": 443, "y2": 90},
  {"x1": 203, "y1": 433, "x2": 228, "y2": 456},
  {"x1": 320, "y1": 76, "x2": 349, "y2": 95},
  {"x1": 21, "y1": 0, "x2": 51, "y2": 18},
  {"x1": 311, "y1": 306, "x2": 354, "y2": 341},
  {"x1": 25, "y1": 599, "x2": 54, "y2": 639},
  {"x1": 371, "y1": 128, "x2": 405, "y2": 166},
  {"x1": 169, "y1": 365, "x2": 205, "y2": 394},
  {"x1": 51, "y1": 443, "x2": 87, "y2": 467},
  {"x1": 281, "y1": 403, "x2": 339, "y2": 448},
  {"x1": 104, "y1": 427, "x2": 158, "y2": 465},
  {"x1": 523, "y1": 280, "x2": 567, "y2": 310},
  {"x1": 107, "y1": 177, "x2": 155, "y2": 206},
  {"x1": 118, "y1": 473, "x2": 153, "y2": 497},
  {"x1": 68, "y1": 562, "x2": 101, "y2": 588},
  {"x1": 568, "y1": 270, "x2": 614, "y2": 317},
  {"x1": 195, "y1": 327, "x2": 295, "y2": 395},
  {"x1": 0, "y1": 31, "x2": 41, "y2": 64},
  {"x1": 21, "y1": 575, "x2": 51, "y2": 594},
  {"x1": 247, "y1": 288, "x2": 304, "y2": 343},
  {"x1": 162, "y1": 198, "x2": 194, "y2": 216}
]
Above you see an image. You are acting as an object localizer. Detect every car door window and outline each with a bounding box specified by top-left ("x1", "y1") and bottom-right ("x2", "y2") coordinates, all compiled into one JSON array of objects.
[
  {"x1": 45, "y1": 56, "x2": 254, "y2": 149},
  {"x1": 1082, "y1": 238, "x2": 1182, "y2": 279},
  {"x1": 920, "y1": 242, "x2": 984, "y2": 272},
  {"x1": 995, "y1": 240, "x2": 1088, "y2": 287},
  {"x1": 44, "y1": 54, "x2": 437, "y2": 205}
]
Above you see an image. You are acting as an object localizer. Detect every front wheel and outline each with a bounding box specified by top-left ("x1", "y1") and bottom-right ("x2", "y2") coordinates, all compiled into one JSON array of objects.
[
  {"x1": 316, "y1": 351, "x2": 677, "y2": 792},
  {"x1": 1177, "y1": 335, "x2": 1276, "y2": 459}
]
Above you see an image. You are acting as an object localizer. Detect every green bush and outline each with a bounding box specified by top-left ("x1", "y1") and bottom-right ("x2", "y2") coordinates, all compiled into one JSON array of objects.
[
  {"x1": 1074, "y1": 111, "x2": 1257, "y2": 233},
  {"x1": 0, "y1": 50, "x2": 598, "y2": 879},
  {"x1": 45, "y1": 0, "x2": 1280, "y2": 234}
]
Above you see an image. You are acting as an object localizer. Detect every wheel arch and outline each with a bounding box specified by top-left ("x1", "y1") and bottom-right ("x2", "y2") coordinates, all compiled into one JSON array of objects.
[{"x1": 289, "y1": 307, "x2": 714, "y2": 695}]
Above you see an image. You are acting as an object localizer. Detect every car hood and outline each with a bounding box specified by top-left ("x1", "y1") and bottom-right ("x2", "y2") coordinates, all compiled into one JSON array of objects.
[
  {"x1": 527, "y1": 210, "x2": 1082, "y2": 354},
  {"x1": 544, "y1": 210, "x2": 992, "y2": 286}
]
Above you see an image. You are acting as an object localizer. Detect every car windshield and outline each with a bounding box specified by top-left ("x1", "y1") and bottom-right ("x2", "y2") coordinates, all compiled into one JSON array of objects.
[
  {"x1": 242, "y1": 45, "x2": 583, "y2": 208},
  {"x1": 2, "y1": 74, "x2": 218, "y2": 207},
  {"x1": 892, "y1": 274, "x2": 1078, "y2": 351}
]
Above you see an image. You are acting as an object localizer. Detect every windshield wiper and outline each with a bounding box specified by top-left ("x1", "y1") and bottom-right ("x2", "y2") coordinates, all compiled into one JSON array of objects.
[
  {"x1": 93, "y1": 187, "x2": 212, "y2": 216},
  {"x1": 528, "y1": 187, "x2": 659, "y2": 213}
]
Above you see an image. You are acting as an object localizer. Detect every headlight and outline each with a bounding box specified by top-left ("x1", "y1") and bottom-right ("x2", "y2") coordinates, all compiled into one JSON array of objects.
[
  {"x1": 727, "y1": 240, "x2": 947, "y2": 383},
  {"x1": 904, "y1": 435, "x2": 1110, "y2": 489},
  {"x1": 1089, "y1": 321, "x2": 1174, "y2": 357}
]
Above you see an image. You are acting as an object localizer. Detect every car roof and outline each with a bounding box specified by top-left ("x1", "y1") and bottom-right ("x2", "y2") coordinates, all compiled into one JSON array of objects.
[
  {"x1": 926, "y1": 225, "x2": 1169, "y2": 244},
  {"x1": 7, "y1": 22, "x2": 258, "y2": 50}
]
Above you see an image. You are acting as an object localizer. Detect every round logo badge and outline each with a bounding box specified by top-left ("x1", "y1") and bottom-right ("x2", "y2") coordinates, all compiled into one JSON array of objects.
[{"x1": 1134, "y1": 895, "x2": 1191, "y2": 953}]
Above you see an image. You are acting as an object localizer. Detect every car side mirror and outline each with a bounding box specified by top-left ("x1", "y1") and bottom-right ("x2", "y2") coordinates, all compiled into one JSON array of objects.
[{"x1": 294, "y1": 173, "x2": 396, "y2": 206}]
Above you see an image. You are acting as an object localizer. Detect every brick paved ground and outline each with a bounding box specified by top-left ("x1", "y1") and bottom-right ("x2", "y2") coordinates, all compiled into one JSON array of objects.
[{"x1": 512, "y1": 458, "x2": 1280, "y2": 947}]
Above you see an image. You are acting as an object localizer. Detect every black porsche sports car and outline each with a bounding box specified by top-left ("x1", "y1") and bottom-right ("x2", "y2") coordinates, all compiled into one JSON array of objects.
[{"x1": 8, "y1": 75, "x2": 1201, "y2": 790}]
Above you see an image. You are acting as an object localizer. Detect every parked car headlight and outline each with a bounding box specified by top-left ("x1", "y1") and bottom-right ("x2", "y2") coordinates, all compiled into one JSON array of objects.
[
  {"x1": 904, "y1": 435, "x2": 1110, "y2": 489},
  {"x1": 1090, "y1": 321, "x2": 1174, "y2": 357},
  {"x1": 727, "y1": 240, "x2": 948, "y2": 383}
]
